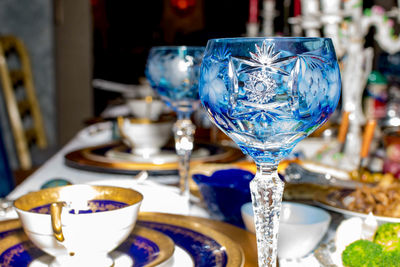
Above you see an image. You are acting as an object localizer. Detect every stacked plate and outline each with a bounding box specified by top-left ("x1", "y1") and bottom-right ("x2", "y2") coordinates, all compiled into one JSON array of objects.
[{"x1": 0, "y1": 212, "x2": 253, "y2": 267}]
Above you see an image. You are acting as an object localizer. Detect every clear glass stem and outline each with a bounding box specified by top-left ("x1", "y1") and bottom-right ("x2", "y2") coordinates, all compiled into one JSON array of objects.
[
  {"x1": 173, "y1": 118, "x2": 196, "y2": 197},
  {"x1": 250, "y1": 164, "x2": 284, "y2": 267}
]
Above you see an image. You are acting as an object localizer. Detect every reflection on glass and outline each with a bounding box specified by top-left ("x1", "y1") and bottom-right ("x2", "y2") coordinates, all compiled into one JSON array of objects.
[{"x1": 199, "y1": 37, "x2": 341, "y2": 266}]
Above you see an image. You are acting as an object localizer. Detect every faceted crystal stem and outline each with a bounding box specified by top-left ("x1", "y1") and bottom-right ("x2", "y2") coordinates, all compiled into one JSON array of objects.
[
  {"x1": 173, "y1": 118, "x2": 196, "y2": 197},
  {"x1": 250, "y1": 164, "x2": 284, "y2": 267}
]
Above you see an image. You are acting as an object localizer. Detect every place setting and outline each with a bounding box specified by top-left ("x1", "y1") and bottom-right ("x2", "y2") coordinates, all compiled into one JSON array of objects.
[
  {"x1": 0, "y1": 35, "x2": 344, "y2": 267},
  {"x1": 64, "y1": 51, "x2": 244, "y2": 176},
  {"x1": 0, "y1": 184, "x2": 248, "y2": 267},
  {"x1": 8, "y1": 1, "x2": 400, "y2": 267}
]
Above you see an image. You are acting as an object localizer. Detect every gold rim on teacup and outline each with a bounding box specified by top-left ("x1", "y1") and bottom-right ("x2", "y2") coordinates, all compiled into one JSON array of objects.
[
  {"x1": 117, "y1": 115, "x2": 175, "y2": 156},
  {"x1": 14, "y1": 185, "x2": 143, "y2": 243},
  {"x1": 117, "y1": 115, "x2": 174, "y2": 125}
]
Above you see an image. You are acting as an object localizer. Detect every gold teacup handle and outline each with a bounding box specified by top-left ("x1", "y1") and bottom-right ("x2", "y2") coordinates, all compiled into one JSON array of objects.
[{"x1": 50, "y1": 202, "x2": 66, "y2": 242}]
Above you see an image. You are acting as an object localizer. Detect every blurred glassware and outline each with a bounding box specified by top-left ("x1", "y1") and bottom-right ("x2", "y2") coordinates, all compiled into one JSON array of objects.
[
  {"x1": 378, "y1": 52, "x2": 400, "y2": 84},
  {"x1": 364, "y1": 71, "x2": 388, "y2": 120},
  {"x1": 381, "y1": 82, "x2": 400, "y2": 128},
  {"x1": 145, "y1": 46, "x2": 205, "y2": 198}
]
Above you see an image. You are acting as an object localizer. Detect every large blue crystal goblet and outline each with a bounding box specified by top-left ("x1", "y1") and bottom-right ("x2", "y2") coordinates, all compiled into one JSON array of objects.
[
  {"x1": 145, "y1": 46, "x2": 205, "y2": 197},
  {"x1": 199, "y1": 37, "x2": 341, "y2": 266}
]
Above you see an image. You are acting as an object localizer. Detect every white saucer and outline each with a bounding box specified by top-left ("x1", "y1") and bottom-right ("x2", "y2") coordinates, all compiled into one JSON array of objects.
[{"x1": 29, "y1": 248, "x2": 193, "y2": 267}]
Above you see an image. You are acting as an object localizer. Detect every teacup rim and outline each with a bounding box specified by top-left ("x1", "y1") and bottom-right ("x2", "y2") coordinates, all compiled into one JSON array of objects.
[
  {"x1": 120, "y1": 115, "x2": 175, "y2": 124},
  {"x1": 126, "y1": 97, "x2": 162, "y2": 102},
  {"x1": 13, "y1": 184, "x2": 143, "y2": 213}
]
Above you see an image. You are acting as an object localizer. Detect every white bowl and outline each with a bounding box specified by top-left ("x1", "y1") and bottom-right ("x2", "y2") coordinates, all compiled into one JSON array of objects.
[
  {"x1": 14, "y1": 185, "x2": 143, "y2": 267},
  {"x1": 241, "y1": 201, "x2": 331, "y2": 259},
  {"x1": 117, "y1": 116, "x2": 173, "y2": 156},
  {"x1": 127, "y1": 98, "x2": 165, "y2": 120}
]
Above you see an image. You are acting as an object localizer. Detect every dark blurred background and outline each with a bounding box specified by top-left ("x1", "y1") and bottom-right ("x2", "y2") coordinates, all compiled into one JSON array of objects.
[{"x1": 0, "y1": 0, "x2": 398, "y2": 169}]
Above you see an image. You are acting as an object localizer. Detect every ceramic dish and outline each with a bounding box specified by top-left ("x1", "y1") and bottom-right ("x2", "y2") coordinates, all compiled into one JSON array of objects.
[
  {"x1": 106, "y1": 145, "x2": 209, "y2": 164},
  {"x1": 138, "y1": 212, "x2": 244, "y2": 267},
  {"x1": 241, "y1": 201, "x2": 331, "y2": 259},
  {"x1": 0, "y1": 223, "x2": 174, "y2": 267},
  {"x1": 64, "y1": 142, "x2": 243, "y2": 175},
  {"x1": 0, "y1": 219, "x2": 20, "y2": 239},
  {"x1": 0, "y1": 213, "x2": 255, "y2": 267},
  {"x1": 314, "y1": 189, "x2": 400, "y2": 223}
]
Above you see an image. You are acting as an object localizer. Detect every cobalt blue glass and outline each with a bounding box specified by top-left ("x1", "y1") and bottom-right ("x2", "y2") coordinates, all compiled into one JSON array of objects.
[
  {"x1": 199, "y1": 37, "x2": 341, "y2": 266},
  {"x1": 192, "y1": 169, "x2": 253, "y2": 227},
  {"x1": 146, "y1": 46, "x2": 205, "y2": 198}
]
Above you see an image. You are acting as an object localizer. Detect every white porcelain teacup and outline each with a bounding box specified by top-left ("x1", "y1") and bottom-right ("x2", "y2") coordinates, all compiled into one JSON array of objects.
[
  {"x1": 117, "y1": 116, "x2": 174, "y2": 157},
  {"x1": 126, "y1": 96, "x2": 165, "y2": 121},
  {"x1": 14, "y1": 184, "x2": 143, "y2": 267}
]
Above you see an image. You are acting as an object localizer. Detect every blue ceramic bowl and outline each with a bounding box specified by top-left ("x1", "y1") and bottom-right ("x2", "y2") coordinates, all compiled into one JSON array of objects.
[{"x1": 192, "y1": 168, "x2": 253, "y2": 227}]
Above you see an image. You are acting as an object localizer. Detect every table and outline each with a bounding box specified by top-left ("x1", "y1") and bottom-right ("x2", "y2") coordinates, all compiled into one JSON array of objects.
[{"x1": 5, "y1": 122, "x2": 342, "y2": 267}]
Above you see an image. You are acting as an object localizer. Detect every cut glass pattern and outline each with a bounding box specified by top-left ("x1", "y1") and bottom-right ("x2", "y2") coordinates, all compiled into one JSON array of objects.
[
  {"x1": 244, "y1": 71, "x2": 277, "y2": 105},
  {"x1": 228, "y1": 41, "x2": 296, "y2": 123},
  {"x1": 199, "y1": 37, "x2": 341, "y2": 267}
]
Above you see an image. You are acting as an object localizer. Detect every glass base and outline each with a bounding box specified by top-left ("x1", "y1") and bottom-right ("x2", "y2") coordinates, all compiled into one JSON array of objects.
[{"x1": 173, "y1": 119, "x2": 195, "y2": 196}]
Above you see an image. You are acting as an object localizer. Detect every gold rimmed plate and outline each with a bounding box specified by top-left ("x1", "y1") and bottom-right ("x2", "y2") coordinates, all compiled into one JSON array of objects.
[
  {"x1": 64, "y1": 142, "x2": 244, "y2": 175},
  {"x1": 0, "y1": 222, "x2": 175, "y2": 267},
  {"x1": 1, "y1": 213, "x2": 256, "y2": 267},
  {"x1": 138, "y1": 212, "x2": 247, "y2": 267}
]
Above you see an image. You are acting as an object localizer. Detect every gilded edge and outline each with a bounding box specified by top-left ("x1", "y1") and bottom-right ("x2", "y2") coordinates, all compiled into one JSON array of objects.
[
  {"x1": 14, "y1": 185, "x2": 143, "y2": 211},
  {"x1": 139, "y1": 212, "x2": 245, "y2": 267},
  {"x1": 66, "y1": 142, "x2": 242, "y2": 171},
  {"x1": 0, "y1": 219, "x2": 21, "y2": 235},
  {"x1": 0, "y1": 213, "x2": 245, "y2": 266},
  {"x1": 0, "y1": 231, "x2": 28, "y2": 257},
  {"x1": 133, "y1": 226, "x2": 175, "y2": 267},
  {"x1": 0, "y1": 223, "x2": 175, "y2": 267}
]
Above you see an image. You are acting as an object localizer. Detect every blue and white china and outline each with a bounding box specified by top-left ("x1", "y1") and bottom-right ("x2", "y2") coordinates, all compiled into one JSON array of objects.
[
  {"x1": 13, "y1": 185, "x2": 143, "y2": 267},
  {"x1": 0, "y1": 212, "x2": 246, "y2": 267},
  {"x1": 138, "y1": 212, "x2": 244, "y2": 267},
  {"x1": 0, "y1": 226, "x2": 174, "y2": 267}
]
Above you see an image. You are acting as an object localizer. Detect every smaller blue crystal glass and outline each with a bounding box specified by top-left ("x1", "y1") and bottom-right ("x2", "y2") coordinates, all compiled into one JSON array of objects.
[
  {"x1": 199, "y1": 37, "x2": 341, "y2": 266},
  {"x1": 145, "y1": 46, "x2": 205, "y2": 197},
  {"x1": 146, "y1": 46, "x2": 205, "y2": 116}
]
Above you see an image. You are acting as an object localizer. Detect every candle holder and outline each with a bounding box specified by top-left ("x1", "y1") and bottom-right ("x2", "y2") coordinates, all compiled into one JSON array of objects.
[{"x1": 290, "y1": 0, "x2": 400, "y2": 169}]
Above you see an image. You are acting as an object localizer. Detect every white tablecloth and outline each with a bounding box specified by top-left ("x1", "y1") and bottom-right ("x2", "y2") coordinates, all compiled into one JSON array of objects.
[
  {"x1": 5, "y1": 122, "x2": 335, "y2": 267},
  {"x1": 6, "y1": 122, "x2": 207, "y2": 218}
]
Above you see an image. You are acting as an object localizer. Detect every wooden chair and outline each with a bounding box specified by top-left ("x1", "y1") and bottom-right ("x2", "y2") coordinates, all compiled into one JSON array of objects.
[{"x1": 0, "y1": 35, "x2": 47, "y2": 170}]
